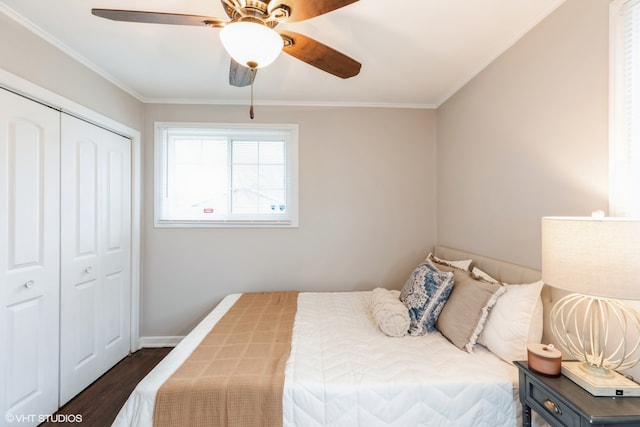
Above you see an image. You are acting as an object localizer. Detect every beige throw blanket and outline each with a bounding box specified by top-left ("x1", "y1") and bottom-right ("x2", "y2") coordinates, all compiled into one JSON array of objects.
[{"x1": 154, "y1": 291, "x2": 299, "y2": 427}]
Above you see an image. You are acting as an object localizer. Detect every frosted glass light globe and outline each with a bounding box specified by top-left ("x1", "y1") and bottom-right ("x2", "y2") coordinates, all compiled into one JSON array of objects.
[{"x1": 220, "y1": 22, "x2": 284, "y2": 69}]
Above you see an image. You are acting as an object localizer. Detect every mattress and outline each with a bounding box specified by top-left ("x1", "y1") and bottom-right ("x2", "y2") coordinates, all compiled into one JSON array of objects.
[{"x1": 113, "y1": 291, "x2": 524, "y2": 427}]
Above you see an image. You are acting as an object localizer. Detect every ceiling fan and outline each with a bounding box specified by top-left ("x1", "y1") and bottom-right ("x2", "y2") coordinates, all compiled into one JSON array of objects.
[{"x1": 91, "y1": 0, "x2": 362, "y2": 89}]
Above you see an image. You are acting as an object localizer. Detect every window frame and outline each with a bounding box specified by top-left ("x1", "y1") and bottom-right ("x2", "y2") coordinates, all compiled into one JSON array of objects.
[
  {"x1": 610, "y1": 0, "x2": 640, "y2": 217},
  {"x1": 154, "y1": 122, "x2": 299, "y2": 228}
]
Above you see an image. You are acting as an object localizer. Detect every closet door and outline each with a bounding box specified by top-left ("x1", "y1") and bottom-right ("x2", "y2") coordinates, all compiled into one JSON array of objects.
[
  {"x1": 0, "y1": 89, "x2": 60, "y2": 424},
  {"x1": 59, "y1": 114, "x2": 131, "y2": 405}
]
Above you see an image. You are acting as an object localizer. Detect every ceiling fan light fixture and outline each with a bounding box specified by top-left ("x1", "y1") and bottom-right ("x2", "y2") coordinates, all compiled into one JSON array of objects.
[{"x1": 219, "y1": 21, "x2": 284, "y2": 69}]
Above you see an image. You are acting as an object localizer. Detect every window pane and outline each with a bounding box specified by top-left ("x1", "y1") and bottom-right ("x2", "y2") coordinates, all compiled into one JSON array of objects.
[
  {"x1": 232, "y1": 141, "x2": 258, "y2": 163},
  {"x1": 232, "y1": 141, "x2": 286, "y2": 214},
  {"x1": 232, "y1": 164, "x2": 258, "y2": 190},
  {"x1": 261, "y1": 190, "x2": 287, "y2": 213},
  {"x1": 259, "y1": 141, "x2": 285, "y2": 164},
  {"x1": 259, "y1": 164, "x2": 285, "y2": 189},
  {"x1": 232, "y1": 189, "x2": 258, "y2": 214},
  {"x1": 173, "y1": 139, "x2": 229, "y2": 217}
]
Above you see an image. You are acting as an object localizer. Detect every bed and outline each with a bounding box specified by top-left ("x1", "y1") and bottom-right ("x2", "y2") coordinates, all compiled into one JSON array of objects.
[{"x1": 113, "y1": 246, "x2": 555, "y2": 427}]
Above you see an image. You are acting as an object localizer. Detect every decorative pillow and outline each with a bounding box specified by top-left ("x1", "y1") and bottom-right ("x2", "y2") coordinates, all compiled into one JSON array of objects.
[
  {"x1": 471, "y1": 267, "x2": 544, "y2": 364},
  {"x1": 400, "y1": 260, "x2": 455, "y2": 336},
  {"x1": 472, "y1": 267, "x2": 544, "y2": 345},
  {"x1": 428, "y1": 253, "x2": 472, "y2": 272},
  {"x1": 370, "y1": 288, "x2": 410, "y2": 337},
  {"x1": 436, "y1": 270, "x2": 506, "y2": 353}
]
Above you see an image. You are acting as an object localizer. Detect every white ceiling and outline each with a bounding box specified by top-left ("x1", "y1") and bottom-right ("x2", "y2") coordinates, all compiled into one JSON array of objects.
[{"x1": 0, "y1": 0, "x2": 564, "y2": 107}]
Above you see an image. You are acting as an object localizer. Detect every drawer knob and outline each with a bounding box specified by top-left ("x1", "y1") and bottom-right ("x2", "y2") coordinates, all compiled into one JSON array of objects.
[
  {"x1": 24, "y1": 280, "x2": 35, "y2": 289},
  {"x1": 543, "y1": 398, "x2": 562, "y2": 415}
]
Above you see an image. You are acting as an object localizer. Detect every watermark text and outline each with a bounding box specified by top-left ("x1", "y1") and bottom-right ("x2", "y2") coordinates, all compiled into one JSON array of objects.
[{"x1": 6, "y1": 413, "x2": 83, "y2": 423}]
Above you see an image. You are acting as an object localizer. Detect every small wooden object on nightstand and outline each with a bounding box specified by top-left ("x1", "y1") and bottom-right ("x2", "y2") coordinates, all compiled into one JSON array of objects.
[{"x1": 515, "y1": 361, "x2": 640, "y2": 427}]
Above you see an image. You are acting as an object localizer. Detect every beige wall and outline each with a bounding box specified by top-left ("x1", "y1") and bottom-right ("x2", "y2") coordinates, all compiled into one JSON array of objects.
[
  {"x1": 142, "y1": 104, "x2": 437, "y2": 336},
  {"x1": 436, "y1": 0, "x2": 609, "y2": 269},
  {"x1": 0, "y1": 12, "x2": 143, "y2": 130}
]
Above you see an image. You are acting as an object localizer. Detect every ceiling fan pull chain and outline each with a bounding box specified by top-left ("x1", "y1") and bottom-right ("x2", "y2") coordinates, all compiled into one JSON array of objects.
[{"x1": 249, "y1": 68, "x2": 256, "y2": 119}]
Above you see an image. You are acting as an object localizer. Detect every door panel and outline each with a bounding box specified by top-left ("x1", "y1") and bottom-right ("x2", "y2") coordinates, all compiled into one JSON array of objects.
[
  {"x1": 6, "y1": 297, "x2": 43, "y2": 409},
  {"x1": 76, "y1": 140, "x2": 98, "y2": 257},
  {"x1": 9, "y1": 121, "x2": 42, "y2": 268},
  {"x1": 0, "y1": 89, "x2": 60, "y2": 425},
  {"x1": 107, "y1": 150, "x2": 123, "y2": 250},
  {"x1": 104, "y1": 271, "x2": 123, "y2": 346},
  {"x1": 60, "y1": 114, "x2": 131, "y2": 405},
  {"x1": 73, "y1": 280, "x2": 97, "y2": 366}
]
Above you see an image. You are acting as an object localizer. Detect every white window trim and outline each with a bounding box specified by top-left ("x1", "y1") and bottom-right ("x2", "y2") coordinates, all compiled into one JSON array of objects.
[
  {"x1": 610, "y1": 0, "x2": 640, "y2": 217},
  {"x1": 154, "y1": 122, "x2": 299, "y2": 228}
]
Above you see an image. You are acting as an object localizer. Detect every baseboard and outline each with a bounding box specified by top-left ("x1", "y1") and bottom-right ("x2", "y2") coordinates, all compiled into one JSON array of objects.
[{"x1": 138, "y1": 336, "x2": 184, "y2": 348}]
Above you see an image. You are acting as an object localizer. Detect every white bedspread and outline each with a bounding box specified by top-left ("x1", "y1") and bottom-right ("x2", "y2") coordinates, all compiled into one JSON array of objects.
[
  {"x1": 283, "y1": 292, "x2": 518, "y2": 427},
  {"x1": 113, "y1": 292, "x2": 527, "y2": 427}
]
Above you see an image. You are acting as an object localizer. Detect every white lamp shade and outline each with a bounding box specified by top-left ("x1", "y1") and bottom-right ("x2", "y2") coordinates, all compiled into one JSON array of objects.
[
  {"x1": 541, "y1": 216, "x2": 640, "y2": 300},
  {"x1": 219, "y1": 22, "x2": 284, "y2": 69}
]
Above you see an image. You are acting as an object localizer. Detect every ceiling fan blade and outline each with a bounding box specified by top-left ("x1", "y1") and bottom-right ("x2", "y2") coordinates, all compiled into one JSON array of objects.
[
  {"x1": 270, "y1": 0, "x2": 359, "y2": 23},
  {"x1": 91, "y1": 9, "x2": 226, "y2": 27},
  {"x1": 229, "y1": 59, "x2": 257, "y2": 87},
  {"x1": 280, "y1": 31, "x2": 361, "y2": 79}
]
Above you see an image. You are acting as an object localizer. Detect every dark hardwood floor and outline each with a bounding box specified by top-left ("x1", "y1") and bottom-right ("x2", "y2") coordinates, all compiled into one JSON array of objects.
[{"x1": 41, "y1": 347, "x2": 172, "y2": 427}]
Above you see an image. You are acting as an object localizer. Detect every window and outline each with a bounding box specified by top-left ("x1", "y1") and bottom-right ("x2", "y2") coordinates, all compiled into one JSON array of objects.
[
  {"x1": 155, "y1": 123, "x2": 298, "y2": 227},
  {"x1": 610, "y1": 0, "x2": 640, "y2": 217}
]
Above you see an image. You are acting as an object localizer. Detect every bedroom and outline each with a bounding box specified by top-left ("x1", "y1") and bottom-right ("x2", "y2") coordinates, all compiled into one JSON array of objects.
[{"x1": 1, "y1": 0, "x2": 637, "y2": 426}]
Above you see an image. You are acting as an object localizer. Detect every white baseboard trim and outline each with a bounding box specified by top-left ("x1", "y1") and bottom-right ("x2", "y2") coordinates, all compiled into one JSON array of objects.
[{"x1": 138, "y1": 336, "x2": 184, "y2": 348}]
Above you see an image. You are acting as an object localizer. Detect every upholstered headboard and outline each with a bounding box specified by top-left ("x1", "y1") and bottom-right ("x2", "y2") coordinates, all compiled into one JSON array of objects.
[{"x1": 434, "y1": 245, "x2": 564, "y2": 346}]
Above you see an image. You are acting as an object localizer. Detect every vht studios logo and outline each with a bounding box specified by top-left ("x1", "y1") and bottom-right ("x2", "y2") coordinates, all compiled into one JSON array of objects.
[{"x1": 5, "y1": 413, "x2": 83, "y2": 423}]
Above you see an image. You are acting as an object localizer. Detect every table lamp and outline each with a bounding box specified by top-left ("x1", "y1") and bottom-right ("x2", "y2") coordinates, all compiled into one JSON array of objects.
[{"x1": 541, "y1": 215, "x2": 640, "y2": 396}]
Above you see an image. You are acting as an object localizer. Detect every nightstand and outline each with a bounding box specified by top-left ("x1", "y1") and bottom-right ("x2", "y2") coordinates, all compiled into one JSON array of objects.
[{"x1": 515, "y1": 361, "x2": 640, "y2": 427}]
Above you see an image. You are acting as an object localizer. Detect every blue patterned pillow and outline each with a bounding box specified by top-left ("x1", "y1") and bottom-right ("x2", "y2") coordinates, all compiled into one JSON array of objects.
[{"x1": 399, "y1": 260, "x2": 455, "y2": 336}]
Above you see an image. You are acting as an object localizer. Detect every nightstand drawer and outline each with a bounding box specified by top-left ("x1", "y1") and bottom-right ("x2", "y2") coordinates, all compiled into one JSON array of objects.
[{"x1": 526, "y1": 377, "x2": 580, "y2": 427}]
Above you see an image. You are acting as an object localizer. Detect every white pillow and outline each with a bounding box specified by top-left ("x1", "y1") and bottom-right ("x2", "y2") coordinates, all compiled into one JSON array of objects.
[
  {"x1": 472, "y1": 267, "x2": 543, "y2": 342},
  {"x1": 479, "y1": 280, "x2": 544, "y2": 363},
  {"x1": 471, "y1": 267, "x2": 544, "y2": 364},
  {"x1": 371, "y1": 288, "x2": 410, "y2": 337}
]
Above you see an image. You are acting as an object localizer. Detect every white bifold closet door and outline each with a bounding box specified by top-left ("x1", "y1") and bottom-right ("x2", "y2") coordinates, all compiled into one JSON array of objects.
[
  {"x1": 0, "y1": 89, "x2": 61, "y2": 424},
  {"x1": 59, "y1": 114, "x2": 131, "y2": 405}
]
